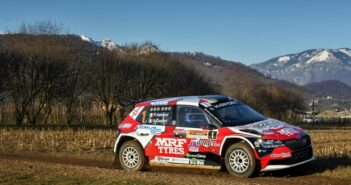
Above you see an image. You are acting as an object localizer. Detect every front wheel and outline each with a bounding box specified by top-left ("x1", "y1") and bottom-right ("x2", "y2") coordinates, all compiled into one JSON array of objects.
[
  {"x1": 119, "y1": 140, "x2": 147, "y2": 171},
  {"x1": 224, "y1": 142, "x2": 258, "y2": 177}
]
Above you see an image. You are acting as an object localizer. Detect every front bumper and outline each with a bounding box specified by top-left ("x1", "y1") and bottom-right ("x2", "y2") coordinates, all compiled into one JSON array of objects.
[{"x1": 261, "y1": 157, "x2": 314, "y2": 171}]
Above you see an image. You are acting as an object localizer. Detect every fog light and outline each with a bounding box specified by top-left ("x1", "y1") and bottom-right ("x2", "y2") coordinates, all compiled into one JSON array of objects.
[{"x1": 270, "y1": 152, "x2": 291, "y2": 158}]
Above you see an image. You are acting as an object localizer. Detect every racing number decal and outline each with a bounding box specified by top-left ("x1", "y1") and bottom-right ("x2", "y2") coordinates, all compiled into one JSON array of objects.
[
  {"x1": 208, "y1": 131, "x2": 217, "y2": 139},
  {"x1": 141, "y1": 110, "x2": 147, "y2": 123}
]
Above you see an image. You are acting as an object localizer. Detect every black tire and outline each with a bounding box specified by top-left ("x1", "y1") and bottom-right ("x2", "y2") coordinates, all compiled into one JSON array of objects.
[
  {"x1": 219, "y1": 158, "x2": 227, "y2": 172},
  {"x1": 119, "y1": 140, "x2": 148, "y2": 171},
  {"x1": 224, "y1": 142, "x2": 258, "y2": 177}
]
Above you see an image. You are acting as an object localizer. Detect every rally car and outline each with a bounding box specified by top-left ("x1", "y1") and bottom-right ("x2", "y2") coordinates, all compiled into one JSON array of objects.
[{"x1": 114, "y1": 95, "x2": 314, "y2": 177}]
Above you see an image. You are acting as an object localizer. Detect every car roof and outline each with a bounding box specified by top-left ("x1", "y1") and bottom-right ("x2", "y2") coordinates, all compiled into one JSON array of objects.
[{"x1": 135, "y1": 95, "x2": 234, "y2": 107}]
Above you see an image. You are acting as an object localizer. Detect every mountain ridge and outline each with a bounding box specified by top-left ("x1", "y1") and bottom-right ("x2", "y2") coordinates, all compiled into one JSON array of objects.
[
  {"x1": 250, "y1": 48, "x2": 351, "y2": 86},
  {"x1": 79, "y1": 35, "x2": 159, "y2": 55}
]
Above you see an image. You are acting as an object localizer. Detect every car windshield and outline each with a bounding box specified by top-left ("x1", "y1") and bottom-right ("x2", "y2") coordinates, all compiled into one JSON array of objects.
[{"x1": 208, "y1": 103, "x2": 267, "y2": 127}]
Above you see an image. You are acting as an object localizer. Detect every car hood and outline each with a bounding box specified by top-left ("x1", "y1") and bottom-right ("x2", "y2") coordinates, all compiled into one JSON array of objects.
[{"x1": 232, "y1": 118, "x2": 306, "y2": 140}]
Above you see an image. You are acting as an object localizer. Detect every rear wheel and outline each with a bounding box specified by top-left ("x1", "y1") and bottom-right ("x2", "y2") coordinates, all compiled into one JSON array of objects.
[
  {"x1": 119, "y1": 140, "x2": 147, "y2": 171},
  {"x1": 224, "y1": 142, "x2": 258, "y2": 177}
]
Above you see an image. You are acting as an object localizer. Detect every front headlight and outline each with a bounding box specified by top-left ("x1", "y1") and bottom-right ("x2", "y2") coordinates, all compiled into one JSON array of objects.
[{"x1": 256, "y1": 139, "x2": 285, "y2": 148}]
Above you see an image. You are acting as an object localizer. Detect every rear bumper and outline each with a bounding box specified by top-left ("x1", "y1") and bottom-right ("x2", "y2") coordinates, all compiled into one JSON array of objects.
[{"x1": 261, "y1": 157, "x2": 314, "y2": 172}]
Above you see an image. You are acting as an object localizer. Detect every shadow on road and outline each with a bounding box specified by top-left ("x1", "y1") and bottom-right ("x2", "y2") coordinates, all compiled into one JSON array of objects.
[
  {"x1": 262, "y1": 155, "x2": 351, "y2": 177},
  {"x1": 1, "y1": 152, "x2": 350, "y2": 179}
]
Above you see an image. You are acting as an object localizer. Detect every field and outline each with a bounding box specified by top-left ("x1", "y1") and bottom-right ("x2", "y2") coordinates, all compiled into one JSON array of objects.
[{"x1": 0, "y1": 125, "x2": 351, "y2": 185}]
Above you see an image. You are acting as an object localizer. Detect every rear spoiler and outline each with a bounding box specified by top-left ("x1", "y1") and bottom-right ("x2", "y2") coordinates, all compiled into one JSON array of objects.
[{"x1": 119, "y1": 98, "x2": 157, "y2": 108}]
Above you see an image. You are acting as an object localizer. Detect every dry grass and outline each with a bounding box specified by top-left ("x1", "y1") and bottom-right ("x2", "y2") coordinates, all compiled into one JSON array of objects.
[
  {"x1": 0, "y1": 128, "x2": 116, "y2": 155},
  {"x1": 1, "y1": 128, "x2": 350, "y2": 157},
  {"x1": 310, "y1": 129, "x2": 351, "y2": 157},
  {"x1": 307, "y1": 129, "x2": 351, "y2": 179}
]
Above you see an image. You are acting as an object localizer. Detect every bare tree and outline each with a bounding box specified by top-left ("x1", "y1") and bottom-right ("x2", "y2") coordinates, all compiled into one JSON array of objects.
[
  {"x1": 0, "y1": 53, "x2": 9, "y2": 102},
  {"x1": 18, "y1": 20, "x2": 65, "y2": 35},
  {"x1": 0, "y1": 34, "x2": 217, "y2": 126},
  {"x1": 26, "y1": 57, "x2": 67, "y2": 125},
  {"x1": 2, "y1": 49, "x2": 67, "y2": 125},
  {"x1": 58, "y1": 56, "x2": 91, "y2": 125},
  {"x1": 126, "y1": 54, "x2": 165, "y2": 98},
  {"x1": 92, "y1": 50, "x2": 135, "y2": 125},
  {"x1": 4, "y1": 51, "x2": 40, "y2": 125}
]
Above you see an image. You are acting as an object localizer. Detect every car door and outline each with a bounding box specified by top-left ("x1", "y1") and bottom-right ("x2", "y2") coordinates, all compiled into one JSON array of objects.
[{"x1": 174, "y1": 106, "x2": 221, "y2": 166}]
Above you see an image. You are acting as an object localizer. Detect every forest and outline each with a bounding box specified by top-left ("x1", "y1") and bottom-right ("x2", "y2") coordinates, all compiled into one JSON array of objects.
[{"x1": 0, "y1": 22, "x2": 305, "y2": 126}]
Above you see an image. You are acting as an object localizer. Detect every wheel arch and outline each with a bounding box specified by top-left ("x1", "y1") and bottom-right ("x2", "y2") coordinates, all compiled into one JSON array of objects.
[
  {"x1": 114, "y1": 135, "x2": 141, "y2": 154},
  {"x1": 220, "y1": 136, "x2": 256, "y2": 157}
]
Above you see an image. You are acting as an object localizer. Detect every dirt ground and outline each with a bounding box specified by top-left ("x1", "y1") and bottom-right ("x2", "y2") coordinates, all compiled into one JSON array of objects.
[{"x1": 0, "y1": 153, "x2": 350, "y2": 185}]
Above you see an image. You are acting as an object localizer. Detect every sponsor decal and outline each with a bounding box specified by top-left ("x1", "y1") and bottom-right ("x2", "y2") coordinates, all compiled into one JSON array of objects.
[
  {"x1": 150, "y1": 106, "x2": 172, "y2": 112},
  {"x1": 173, "y1": 129, "x2": 186, "y2": 137},
  {"x1": 251, "y1": 120, "x2": 284, "y2": 130},
  {"x1": 129, "y1": 106, "x2": 144, "y2": 119},
  {"x1": 155, "y1": 138, "x2": 187, "y2": 155},
  {"x1": 187, "y1": 130, "x2": 208, "y2": 139},
  {"x1": 174, "y1": 128, "x2": 186, "y2": 137},
  {"x1": 198, "y1": 139, "x2": 220, "y2": 147},
  {"x1": 174, "y1": 128, "x2": 186, "y2": 133},
  {"x1": 170, "y1": 157, "x2": 190, "y2": 164},
  {"x1": 155, "y1": 156, "x2": 171, "y2": 162},
  {"x1": 118, "y1": 123, "x2": 132, "y2": 129},
  {"x1": 189, "y1": 139, "x2": 220, "y2": 149},
  {"x1": 144, "y1": 106, "x2": 172, "y2": 125},
  {"x1": 188, "y1": 139, "x2": 200, "y2": 152},
  {"x1": 136, "y1": 125, "x2": 165, "y2": 135},
  {"x1": 258, "y1": 149, "x2": 268, "y2": 153},
  {"x1": 154, "y1": 156, "x2": 189, "y2": 164},
  {"x1": 262, "y1": 130, "x2": 274, "y2": 135},
  {"x1": 277, "y1": 127, "x2": 300, "y2": 136},
  {"x1": 150, "y1": 112, "x2": 169, "y2": 117},
  {"x1": 185, "y1": 153, "x2": 206, "y2": 159},
  {"x1": 154, "y1": 156, "x2": 207, "y2": 165},
  {"x1": 189, "y1": 158, "x2": 205, "y2": 165},
  {"x1": 150, "y1": 98, "x2": 180, "y2": 106},
  {"x1": 212, "y1": 101, "x2": 236, "y2": 109},
  {"x1": 148, "y1": 112, "x2": 169, "y2": 125},
  {"x1": 236, "y1": 119, "x2": 287, "y2": 135},
  {"x1": 150, "y1": 101, "x2": 169, "y2": 106}
]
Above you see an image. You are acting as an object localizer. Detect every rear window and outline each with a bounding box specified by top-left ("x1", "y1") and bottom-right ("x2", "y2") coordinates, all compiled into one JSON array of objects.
[{"x1": 136, "y1": 106, "x2": 173, "y2": 126}]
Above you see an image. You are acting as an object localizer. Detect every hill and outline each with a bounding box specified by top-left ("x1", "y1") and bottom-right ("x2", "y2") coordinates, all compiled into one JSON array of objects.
[
  {"x1": 0, "y1": 34, "x2": 306, "y2": 124},
  {"x1": 169, "y1": 52, "x2": 305, "y2": 95},
  {"x1": 303, "y1": 80, "x2": 351, "y2": 99}
]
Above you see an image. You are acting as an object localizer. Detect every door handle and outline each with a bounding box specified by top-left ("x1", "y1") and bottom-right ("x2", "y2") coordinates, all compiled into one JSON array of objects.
[
  {"x1": 174, "y1": 132, "x2": 186, "y2": 138},
  {"x1": 137, "y1": 132, "x2": 149, "y2": 136}
]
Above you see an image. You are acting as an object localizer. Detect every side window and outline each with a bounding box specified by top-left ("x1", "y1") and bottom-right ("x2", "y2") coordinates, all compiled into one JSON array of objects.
[
  {"x1": 177, "y1": 106, "x2": 211, "y2": 128},
  {"x1": 136, "y1": 106, "x2": 173, "y2": 126}
]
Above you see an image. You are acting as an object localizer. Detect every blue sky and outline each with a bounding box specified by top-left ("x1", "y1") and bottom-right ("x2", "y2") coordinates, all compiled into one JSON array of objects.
[{"x1": 1, "y1": 0, "x2": 350, "y2": 65}]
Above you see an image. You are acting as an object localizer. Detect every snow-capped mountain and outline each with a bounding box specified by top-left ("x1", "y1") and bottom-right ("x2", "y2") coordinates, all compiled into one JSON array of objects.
[
  {"x1": 79, "y1": 35, "x2": 158, "y2": 55},
  {"x1": 136, "y1": 44, "x2": 159, "y2": 55},
  {"x1": 250, "y1": 48, "x2": 351, "y2": 86},
  {"x1": 80, "y1": 35, "x2": 119, "y2": 50}
]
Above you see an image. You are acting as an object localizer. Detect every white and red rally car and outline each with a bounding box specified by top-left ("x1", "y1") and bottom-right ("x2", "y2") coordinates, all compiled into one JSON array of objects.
[{"x1": 114, "y1": 95, "x2": 314, "y2": 177}]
